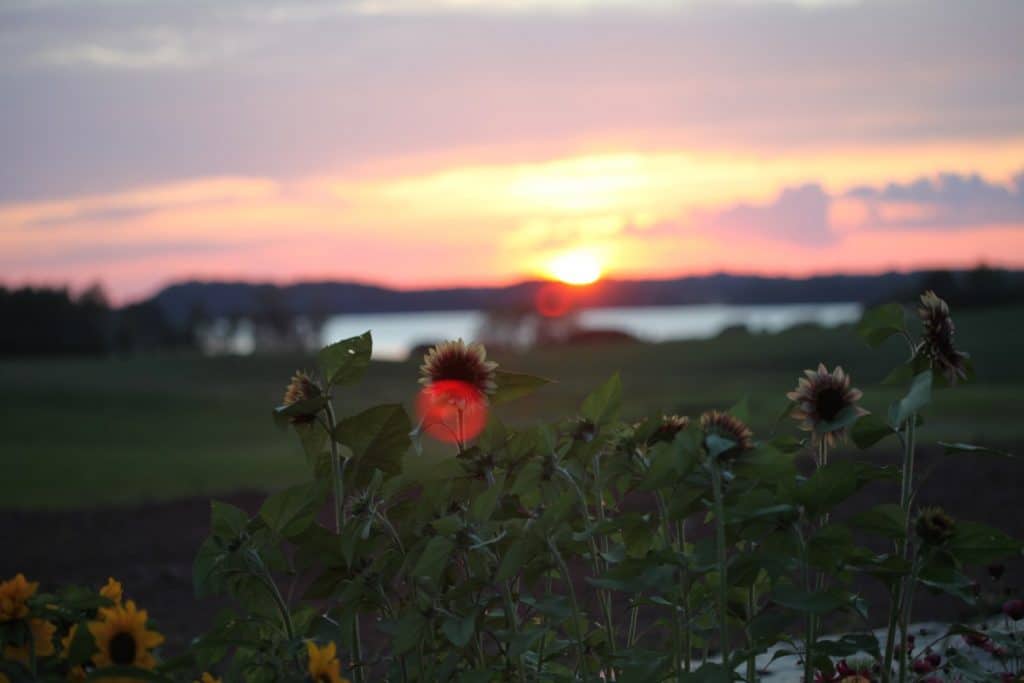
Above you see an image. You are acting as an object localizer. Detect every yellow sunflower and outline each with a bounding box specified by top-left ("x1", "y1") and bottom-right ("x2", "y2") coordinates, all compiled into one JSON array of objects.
[
  {"x1": 194, "y1": 673, "x2": 221, "y2": 683},
  {"x1": 3, "y1": 617, "x2": 57, "y2": 664},
  {"x1": 87, "y1": 600, "x2": 164, "y2": 672},
  {"x1": 419, "y1": 339, "x2": 498, "y2": 398},
  {"x1": 99, "y1": 578, "x2": 123, "y2": 605},
  {"x1": 306, "y1": 641, "x2": 349, "y2": 683},
  {"x1": 0, "y1": 573, "x2": 38, "y2": 622}
]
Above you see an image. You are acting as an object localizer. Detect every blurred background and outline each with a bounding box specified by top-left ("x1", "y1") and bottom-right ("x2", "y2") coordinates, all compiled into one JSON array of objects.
[{"x1": 1, "y1": 0, "x2": 1023, "y2": 643}]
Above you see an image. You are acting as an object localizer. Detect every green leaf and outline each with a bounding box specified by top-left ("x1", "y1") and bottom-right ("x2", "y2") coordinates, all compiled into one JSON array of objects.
[
  {"x1": 856, "y1": 303, "x2": 905, "y2": 347},
  {"x1": 441, "y1": 614, "x2": 476, "y2": 648},
  {"x1": 771, "y1": 585, "x2": 851, "y2": 615},
  {"x1": 259, "y1": 480, "x2": 328, "y2": 538},
  {"x1": 851, "y1": 413, "x2": 895, "y2": 449},
  {"x1": 947, "y1": 520, "x2": 1023, "y2": 565},
  {"x1": 580, "y1": 373, "x2": 622, "y2": 425},
  {"x1": 491, "y1": 370, "x2": 553, "y2": 405},
  {"x1": 334, "y1": 404, "x2": 411, "y2": 484},
  {"x1": 798, "y1": 460, "x2": 889, "y2": 515},
  {"x1": 496, "y1": 539, "x2": 531, "y2": 582},
  {"x1": 468, "y1": 474, "x2": 504, "y2": 523},
  {"x1": 850, "y1": 504, "x2": 905, "y2": 539},
  {"x1": 888, "y1": 370, "x2": 932, "y2": 428},
  {"x1": 938, "y1": 442, "x2": 1013, "y2": 458},
  {"x1": 273, "y1": 396, "x2": 327, "y2": 421},
  {"x1": 411, "y1": 536, "x2": 456, "y2": 584},
  {"x1": 318, "y1": 331, "x2": 372, "y2": 387},
  {"x1": 66, "y1": 619, "x2": 98, "y2": 666},
  {"x1": 814, "y1": 404, "x2": 866, "y2": 436},
  {"x1": 210, "y1": 501, "x2": 249, "y2": 539},
  {"x1": 393, "y1": 612, "x2": 427, "y2": 656}
]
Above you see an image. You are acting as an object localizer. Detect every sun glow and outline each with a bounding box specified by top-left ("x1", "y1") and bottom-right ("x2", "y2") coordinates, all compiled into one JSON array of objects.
[{"x1": 546, "y1": 249, "x2": 603, "y2": 285}]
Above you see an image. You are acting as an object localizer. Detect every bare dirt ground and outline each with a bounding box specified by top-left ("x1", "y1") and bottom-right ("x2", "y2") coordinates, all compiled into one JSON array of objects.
[{"x1": 3, "y1": 445, "x2": 1022, "y2": 656}]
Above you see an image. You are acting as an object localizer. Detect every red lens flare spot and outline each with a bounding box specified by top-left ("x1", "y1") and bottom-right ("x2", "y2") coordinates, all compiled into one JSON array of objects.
[
  {"x1": 416, "y1": 380, "x2": 489, "y2": 445},
  {"x1": 535, "y1": 282, "x2": 572, "y2": 318}
]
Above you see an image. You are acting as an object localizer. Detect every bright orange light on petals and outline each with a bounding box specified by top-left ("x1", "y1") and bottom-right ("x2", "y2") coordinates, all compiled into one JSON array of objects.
[{"x1": 416, "y1": 380, "x2": 489, "y2": 445}]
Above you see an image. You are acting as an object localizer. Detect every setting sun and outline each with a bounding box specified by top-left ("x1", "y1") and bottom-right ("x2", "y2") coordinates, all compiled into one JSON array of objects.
[{"x1": 547, "y1": 249, "x2": 603, "y2": 285}]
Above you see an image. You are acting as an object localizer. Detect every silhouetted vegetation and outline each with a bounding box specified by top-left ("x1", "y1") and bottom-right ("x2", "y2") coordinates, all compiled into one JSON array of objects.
[{"x1": 0, "y1": 285, "x2": 192, "y2": 356}]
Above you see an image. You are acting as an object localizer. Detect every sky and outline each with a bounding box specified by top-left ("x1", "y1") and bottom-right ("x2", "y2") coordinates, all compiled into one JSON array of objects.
[{"x1": 2, "y1": 0, "x2": 1023, "y2": 303}]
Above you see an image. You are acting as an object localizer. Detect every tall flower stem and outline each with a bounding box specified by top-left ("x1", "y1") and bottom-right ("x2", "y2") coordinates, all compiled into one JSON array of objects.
[
  {"x1": 325, "y1": 400, "x2": 363, "y2": 683},
  {"x1": 745, "y1": 583, "x2": 757, "y2": 683},
  {"x1": 548, "y1": 538, "x2": 591, "y2": 679},
  {"x1": 804, "y1": 439, "x2": 830, "y2": 683},
  {"x1": 709, "y1": 460, "x2": 730, "y2": 666},
  {"x1": 655, "y1": 490, "x2": 683, "y2": 679},
  {"x1": 882, "y1": 414, "x2": 917, "y2": 683}
]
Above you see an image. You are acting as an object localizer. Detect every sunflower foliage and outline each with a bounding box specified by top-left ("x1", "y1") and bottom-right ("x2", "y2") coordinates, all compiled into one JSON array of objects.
[{"x1": 2, "y1": 291, "x2": 1023, "y2": 683}]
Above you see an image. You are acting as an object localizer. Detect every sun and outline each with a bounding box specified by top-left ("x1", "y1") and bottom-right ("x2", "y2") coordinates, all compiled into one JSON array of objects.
[{"x1": 546, "y1": 249, "x2": 603, "y2": 285}]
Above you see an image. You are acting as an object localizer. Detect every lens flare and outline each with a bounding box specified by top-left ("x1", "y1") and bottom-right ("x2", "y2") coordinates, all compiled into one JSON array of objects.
[
  {"x1": 546, "y1": 249, "x2": 602, "y2": 285},
  {"x1": 416, "y1": 379, "x2": 489, "y2": 445}
]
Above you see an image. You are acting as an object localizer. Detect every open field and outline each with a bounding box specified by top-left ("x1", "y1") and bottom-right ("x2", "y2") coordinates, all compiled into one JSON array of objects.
[{"x1": 1, "y1": 305, "x2": 1022, "y2": 509}]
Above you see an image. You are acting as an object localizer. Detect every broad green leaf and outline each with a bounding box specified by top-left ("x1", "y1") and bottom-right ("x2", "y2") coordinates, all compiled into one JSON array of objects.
[
  {"x1": 580, "y1": 373, "x2": 622, "y2": 425},
  {"x1": 888, "y1": 370, "x2": 932, "y2": 428},
  {"x1": 393, "y1": 612, "x2": 427, "y2": 656},
  {"x1": 798, "y1": 460, "x2": 889, "y2": 515},
  {"x1": 273, "y1": 396, "x2": 327, "y2": 422},
  {"x1": 938, "y1": 442, "x2": 1013, "y2": 458},
  {"x1": 850, "y1": 504, "x2": 905, "y2": 539},
  {"x1": 491, "y1": 370, "x2": 553, "y2": 405},
  {"x1": 851, "y1": 413, "x2": 895, "y2": 449},
  {"x1": 771, "y1": 585, "x2": 851, "y2": 615},
  {"x1": 496, "y1": 539, "x2": 531, "y2": 582},
  {"x1": 441, "y1": 614, "x2": 476, "y2": 648},
  {"x1": 318, "y1": 331, "x2": 372, "y2": 387},
  {"x1": 259, "y1": 480, "x2": 328, "y2": 538},
  {"x1": 210, "y1": 501, "x2": 249, "y2": 539},
  {"x1": 468, "y1": 474, "x2": 504, "y2": 523},
  {"x1": 856, "y1": 303, "x2": 905, "y2": 347},
  {"x1": 294, "y1": 421, "x2": 329, "y2": 468},
  {"x1": 947, "y1": 520, "x2": 1023, "y2": 565},
  {"x1": 334, "y1": 404, "x2": 411, "y2": 483},
  {"x1": 411, "y1": 536, "x2": 456, "y2": 583}
]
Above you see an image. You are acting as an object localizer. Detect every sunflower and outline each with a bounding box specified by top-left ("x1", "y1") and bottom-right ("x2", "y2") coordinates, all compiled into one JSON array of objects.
[
  {"x1": 787, "y1": 363, "x2": 869, "y2": 448},
  {"x1": 194, "y1": 673, "x2": 221, "y2": 683},
  {"x1": 306, "y1": 641, "x2": 349, "y2": 683},
  {"x1": 3, "y1": 617, "x2": 56, "y2": 664},
  {"x1": 648, "y1": 414, "x2": 690, "y2": 446},
  {"x1": 699, "y1": 410, "x2": 753, "y2": 459},
  {"x1": 99, "y1": 578, "x2": 123, "y2": 606},
  {"x1": 87, "y1": 600, "x2": 163, "y2": 673},
  {"x1": 61, "y1": 623, "x2": 79, "y2": 657},
  {"x1": 0, "y1": 573, "x2": 38, "y2": 622},
  {"x1": 915, "y1": 506, "x2": 956, "y2": 545},
  {"x1": 917, "y1": 290, "x2": 969, "y2": 385},
  {"x1": 282, "y1": 370, "x2": 323, "y2": 424},
  {"x1": 419, "y1": 339, "x2": 498, "y2": 399}
]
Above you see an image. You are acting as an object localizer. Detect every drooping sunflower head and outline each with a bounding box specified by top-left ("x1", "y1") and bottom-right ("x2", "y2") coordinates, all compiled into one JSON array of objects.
[
  {"x1": 419, "y1": 339, "x2": 498, "y2": 399},
  {"x1": 917, "y1": 290, "x2": 969, "y2": 385},
  {"x1": 915, "y1": 506, "x2": 956, "y2": 546},
  {"x1": 787, "y1": 363, "x2": 869, "y2": 447},
  {"x1": 282, "y1": 370, "x2": 323, "y2": 424},
  {"x1": 306, "y1": 640, "x2": 349, "y2": 683},
  {"x1": 699, "y1": 410, "x2": 753, "y2": 459},
  {"x1": 649, "y1": 414, "x2": 690, "y2": 445},
  {"x1": 87, "y1": 600, "x2": 164, "y2": 671},
  {"x1": 99, "y1": 577, "x2": 123, "y2": 606},
  {"x1": 0, "y1": 573, "x2": 38, "y2": 622}
]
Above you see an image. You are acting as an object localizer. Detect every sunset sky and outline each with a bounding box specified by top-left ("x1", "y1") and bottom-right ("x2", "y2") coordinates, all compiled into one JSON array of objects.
[{"x1": 2, "y1": 0, "x2": 1024, "y2": 302}]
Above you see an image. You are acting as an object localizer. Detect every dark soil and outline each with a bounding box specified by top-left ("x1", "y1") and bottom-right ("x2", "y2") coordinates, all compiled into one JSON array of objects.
[{"x1": 3, "y1": 445, "x2": 1022, "y2": 657}]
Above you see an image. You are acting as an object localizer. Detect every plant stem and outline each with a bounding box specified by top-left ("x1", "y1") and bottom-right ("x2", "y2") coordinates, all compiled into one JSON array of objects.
[
  {"x1": 710, "y1": 461, "x2": 730, "y2": 667},
  {"x1": 655, "y1": 490, "x2": 683, "y2": 680},
  {"x1": 548, "y1": 538, "x2": 591, "y2": 680},
  {"x1": 746, "y1": 583, "x2": 757, "y2": 683},
  {"x1": 897, "y1": 415, "x2": 917, "y2": 683}
]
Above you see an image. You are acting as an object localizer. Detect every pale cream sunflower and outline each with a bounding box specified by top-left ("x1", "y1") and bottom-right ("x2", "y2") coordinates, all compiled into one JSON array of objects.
[
  {"x1": 787, "y1": 363, "x2": 869, "y2": 447},
  {"x1": 419, "y1": 339, "x2": 498, "y2": 398},
  {"x1": 87, "y1": 600, "x2": 164, "y2": 674},
  {"x1": 306, "y1": 641, "x2": 349, "y2": 683}
]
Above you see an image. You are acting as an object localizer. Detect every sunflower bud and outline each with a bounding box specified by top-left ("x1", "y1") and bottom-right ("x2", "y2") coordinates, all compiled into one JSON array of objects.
[
  {"x1": 700, "y1": 410, "x2": 753, "y2": 460},
  {"x1": 917, "y1": 291, "x2": 970, "y2": 385},
  {"x1": 915, "y1": 507, "x2": 956, "y2": 545},
  {"x1": 282, "y1": 370, "x2": 323, "y2": 424},
  {"x1": 648, "y1": 414, "x2": 690, "y2": 446}
]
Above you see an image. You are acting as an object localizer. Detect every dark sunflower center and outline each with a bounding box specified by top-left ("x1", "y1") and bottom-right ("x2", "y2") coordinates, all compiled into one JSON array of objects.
[
  {"x1": 109, "y1": 631, "x2": 137, "y2": 665},
  {"x1": 815, "y1": 387, "x2": 847, "y2": 422},
  {"x1": 434, "y1": 357, "x2": 482, "y2": 385}
]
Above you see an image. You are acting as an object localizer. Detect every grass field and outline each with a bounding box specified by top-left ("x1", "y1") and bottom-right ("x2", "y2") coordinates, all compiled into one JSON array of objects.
[{"x1": 2, "y1": 305, "x2": 1021, "y2": 508}]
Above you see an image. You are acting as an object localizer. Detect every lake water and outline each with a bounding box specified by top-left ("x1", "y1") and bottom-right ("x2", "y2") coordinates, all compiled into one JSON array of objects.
[{"x1": 321, "y1": 302, "x2": 863, "y2": 360}]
